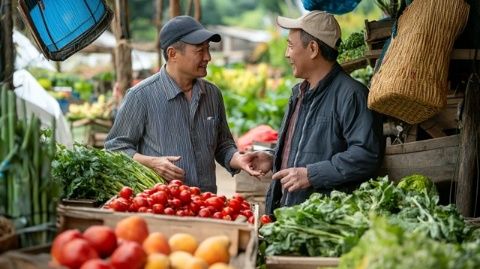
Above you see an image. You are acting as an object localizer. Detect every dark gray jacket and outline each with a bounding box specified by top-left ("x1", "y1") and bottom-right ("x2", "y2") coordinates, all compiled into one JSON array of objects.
[{"x1": 265, "y1": 64, "x2": 384, "y2": 215}]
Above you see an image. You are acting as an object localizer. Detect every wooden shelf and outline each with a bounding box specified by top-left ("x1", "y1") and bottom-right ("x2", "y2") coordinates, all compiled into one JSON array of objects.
[{"x1": 340, "y1": 57, "x2": 369, "y2": 73}]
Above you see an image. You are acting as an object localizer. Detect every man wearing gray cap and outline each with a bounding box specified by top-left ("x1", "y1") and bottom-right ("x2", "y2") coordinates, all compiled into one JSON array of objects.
[
  {"x1": 105, "y1": 16, "x2": 262, "y2": 192},
  {"x1": 250, "y1": 11, "x2": 383, "y2": 215}
]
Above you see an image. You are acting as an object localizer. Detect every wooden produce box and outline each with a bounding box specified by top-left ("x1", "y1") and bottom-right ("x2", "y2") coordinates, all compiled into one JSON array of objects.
[
  {"x1": 266, "y1": 256, "x2": 339, "y2": 269},
  {"x1": 57, "y1": 204, "x2": 257, "y2": 268},
  {"x1": 379, "y1": 135, "x2": 459, "y2": 183}
]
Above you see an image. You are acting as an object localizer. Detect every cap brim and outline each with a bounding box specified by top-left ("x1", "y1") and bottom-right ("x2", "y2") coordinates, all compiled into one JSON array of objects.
[
  {"x1": 181, "y1": 29, "x2": 221, "y2": 45},
  {"x1": 276, "y1": 16, "x2": 302, "y2": 29}
]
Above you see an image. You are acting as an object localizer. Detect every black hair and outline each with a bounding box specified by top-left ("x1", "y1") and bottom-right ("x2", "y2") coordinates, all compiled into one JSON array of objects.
[{"x1": 299, "y1": 30, "x2": 339, "y2": 62}]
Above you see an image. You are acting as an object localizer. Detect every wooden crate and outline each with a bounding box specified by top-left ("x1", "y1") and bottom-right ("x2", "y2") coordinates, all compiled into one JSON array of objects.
[
  {"x1": 57, "y1": 204, "x2": 257, "y2": 268},
  {"x1": 379, "y1": 135, "x2": 459, "y2": 183},
  {"x1": 266, "y1": 256, "x2": 339, "y2": 269},
  {"x1": 364, "y1": 19, "x2": 393, "y2": 50}
]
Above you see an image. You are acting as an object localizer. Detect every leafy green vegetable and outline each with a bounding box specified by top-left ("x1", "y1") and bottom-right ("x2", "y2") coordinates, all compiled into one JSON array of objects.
[
  {"x1": 397, "y1": 174, "x2": 438, "y2": 198},
  {"x1": 260, "y1": 176, "x2": 476, "y2": 257},
  {"x1": 338, "y1": 217, "x2": 480, "y2": 269},
  {"x1": 52, "y1": 144, "x2": 164, "y2": 203}
]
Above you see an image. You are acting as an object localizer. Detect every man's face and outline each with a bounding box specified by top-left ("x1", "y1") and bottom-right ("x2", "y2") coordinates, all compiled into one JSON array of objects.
[
  {"x1": 285, "y1": 29, "x2": 310, "y2": 79},
  {"x1": 175, "y1": 41, "x2": 211, "y2": 78}
]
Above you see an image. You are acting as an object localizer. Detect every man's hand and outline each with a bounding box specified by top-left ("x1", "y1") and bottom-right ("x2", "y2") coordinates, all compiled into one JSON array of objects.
[
  {"x1": 134, "y1": 154, "x2": 185, "y2": 182},
  {"x1": 272, "y1": 167, "x2": 310, "y2": 192},
  {"x1": 230, "y1": 151, "x2": 271, "y2": 177},
  {"x1": 245, "y1": 151, "x2": 274, "y2": 174}
]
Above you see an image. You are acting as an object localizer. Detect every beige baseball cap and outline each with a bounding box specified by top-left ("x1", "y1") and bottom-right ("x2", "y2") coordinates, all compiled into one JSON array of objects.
[{"x1": 277, "y1": 11, "x2": 341, "y2": 50}]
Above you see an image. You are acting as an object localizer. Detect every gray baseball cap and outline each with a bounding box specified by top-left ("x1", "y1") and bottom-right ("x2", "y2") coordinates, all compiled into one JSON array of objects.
[{"x1": 160, "y1": 16, "x2": 221, "y2": 50}]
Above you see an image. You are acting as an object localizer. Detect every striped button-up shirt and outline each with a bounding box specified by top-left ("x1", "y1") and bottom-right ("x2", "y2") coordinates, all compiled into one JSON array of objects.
[{"x1": 105, "y1": 67, "x2": 238, "y2": 193}]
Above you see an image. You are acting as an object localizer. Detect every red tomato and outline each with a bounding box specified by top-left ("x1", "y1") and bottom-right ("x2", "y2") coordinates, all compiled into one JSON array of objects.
[
  {"x1": 200, "y1": 192, "x2": 214, "y2": 200},
  {"x1": 152, "y1": 204, "x2": 165, "y2": 214},
  {"x1": 137, "y1": 207, "x2": 148, "y2": 213},
  {"x1": 51, "y1": 230, "x2": 83, "y2": 265},
  {"x1": 168, "y1": 185, "x2": 180, "y2": 198},
  {"x1": 218, "y1": 195, "x2": 227, "y2": 202},
  {"x1": 240, "y1": 201, "x2": 251, "y2": 210},
  {"x1": 205, "y1": 197, "x2": 224, "y2": 211},
  {"x1": 169, "y1": 179, "x2": 183, "y2": 186},
  {"x1": 110, "y1": 241, "x2": 146, "y2": 269},
  {"x1": 179, "y1": 190, "x2": 191, "y2": 204},
  {"x1": 248, "y1": 216, "x2": 254, "y2": 224},
  {"x1": 119, "y1": 186, "x2": 133, "y2": 199},
  {"x1": 212, "y1": 212, "x2": 223, "y2": 219},
  {"x1": 233, "y1": 193, "x2": 245, "y2": 202},
  {"x1": 189, "y1": 202, "x2": 200, "y2": 214},
  {"x1": 260, "y1": 214, "x2": 272, "y2": 224},
  {"x1": 128, "y1": 203, "x2": 138, "y2": 212},
  {"x1": 176, "y1": 210, "x2": 186, "y2": 217},
  {"x1": 179, "y1": 185, "x2": 190, "y2": 191},
  {"x1": 110, "y1": 199, "x2": 129, "y2": 212},
  {"x1": 146, "y1": 198, "x2": 154, "y2": 207},
  {"x1": 151, "y1": 191, "x2": 168, "y2": 205},
  {"x1": 222, "y1": 215, "x2": 232, "y2": 221},
  {"x1": 190, "y1": 187, "x2": 201, "y2": 195},
  {"x1": 206, "y1": 206, "x2": 217, "y2": 214},
  {"x1": 132, "y1": 197, "x2": 149, "y2": 208},
  {"x1": 198, "y1": 208, "x2": 211, "y2": 218},
  {"x1": 144, "y1": 188, "x2": 156, "y2": 195},
  {"x1": 228, "y1": 199, "x2": 241, "y2": 213},
  {"x1": 156, "y1": 184, "x2": 169, "y2": 192},
  {"x1": 169, "y1": 198, "x2": 182, "y2": 208},
  {"x1": 221, "y1": 207, "x2": 234, "y2": 217},
  {"x1": 59, "y1": 238, "x2": 99, "y2": 269},
  {"x1": 83, "y1": 225, "x2": 117, "y2": 258},
  {"x1": 241, "y1": 210, "x2": 253, "y2": 218},
  {"x1": 164, "y1": 207, "x2": 175, "y2": 215}
]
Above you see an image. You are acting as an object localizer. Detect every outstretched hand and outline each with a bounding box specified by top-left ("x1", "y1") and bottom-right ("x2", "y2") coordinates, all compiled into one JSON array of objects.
[{"x1": 230, "y1": 151, "x2": 273, "y2": 177}]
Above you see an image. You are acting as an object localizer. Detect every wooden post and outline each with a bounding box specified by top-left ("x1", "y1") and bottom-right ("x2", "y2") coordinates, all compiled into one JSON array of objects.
[
  {"x1": 193, "y1": 0, "x2": 201, "y2": 21},
  {"x1": 169, "y1": 0, "x2": 181, "y2": 18},
  {"x1": 155, "y1": 0, "x2": 164, "y2": 68},
  {"x1": 1, "y1": 0, "x2": 14, "y2": 89},
  {"x1": 113, "y1": 0, "x2": 132, "y2": 98}
]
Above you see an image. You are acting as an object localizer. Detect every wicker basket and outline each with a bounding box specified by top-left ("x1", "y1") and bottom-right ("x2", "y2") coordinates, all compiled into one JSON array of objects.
[{"x1": 368, "y1": 0, "x2": 469, "y2": 124}]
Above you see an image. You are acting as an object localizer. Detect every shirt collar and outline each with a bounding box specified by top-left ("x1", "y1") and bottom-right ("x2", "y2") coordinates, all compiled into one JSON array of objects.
[{"x1": 160, "y1": 65, "x2": 206, "y2": 101}]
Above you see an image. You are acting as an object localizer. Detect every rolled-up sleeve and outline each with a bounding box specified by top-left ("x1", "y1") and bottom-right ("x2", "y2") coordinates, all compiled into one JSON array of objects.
[
  {"x1": 306, "y1": 91, "x2": 383, "y2": 189},
  {"x1": 105, "y1": 90, "x2": 146, "y2": 157}
]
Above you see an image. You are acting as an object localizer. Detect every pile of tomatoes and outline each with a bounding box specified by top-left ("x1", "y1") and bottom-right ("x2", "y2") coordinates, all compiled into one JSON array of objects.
[{"x1": 105, "y1": 180, "x2": 254, "y2": 223}]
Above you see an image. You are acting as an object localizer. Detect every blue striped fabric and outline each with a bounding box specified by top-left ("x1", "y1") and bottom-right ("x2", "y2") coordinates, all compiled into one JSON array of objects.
[{"x1": 105, "y1": 67, "x2": 238, "y2": 193}]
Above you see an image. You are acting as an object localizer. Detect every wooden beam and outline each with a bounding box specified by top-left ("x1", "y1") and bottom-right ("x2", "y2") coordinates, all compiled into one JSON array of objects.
[
  {"x1": 113, "y1": 0, "x2": 132, "y2": 97},
  {"x1": 169, "y1": 0, "x2": 180, "y2": 18},
  {"x1": 1, "y1": 0, "x2": 14, "y2": 89},
  {"x1": 155, "y1": 0, "x2": 163, "y2": 68},
  {"x1": 194, "y1": 0, "x2": 201, "y2": 21}
]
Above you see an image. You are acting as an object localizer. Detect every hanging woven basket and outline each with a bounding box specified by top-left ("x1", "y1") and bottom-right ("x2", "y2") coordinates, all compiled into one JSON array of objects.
[{"x1": 368, "y1": 0, "x2": 469, "y2": 124}]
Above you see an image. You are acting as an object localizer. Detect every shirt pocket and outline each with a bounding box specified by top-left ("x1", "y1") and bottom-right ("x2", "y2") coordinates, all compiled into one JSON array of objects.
[{"x1": 205, "y1": 116, "x2": 218, "y2": 147}]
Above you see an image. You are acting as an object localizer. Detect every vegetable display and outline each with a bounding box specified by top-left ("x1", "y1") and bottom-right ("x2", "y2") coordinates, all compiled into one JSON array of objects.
[
  {"x1": 52, "y1": 144, "x2": 164, "y2": 203},
  {"x1": 105, "y1": 180, "x2": 254, "y2": 223},
  {"x1": 260, "y1": 175, "x2": 477, "y2": 257}
]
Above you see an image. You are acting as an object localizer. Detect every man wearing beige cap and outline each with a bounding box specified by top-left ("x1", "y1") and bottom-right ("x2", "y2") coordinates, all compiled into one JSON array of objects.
[{"x1": 250, "y1": 11, "x2": 384, "y2": 215}]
